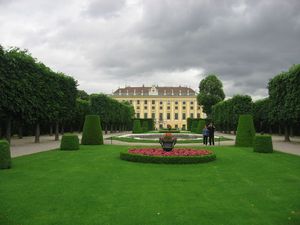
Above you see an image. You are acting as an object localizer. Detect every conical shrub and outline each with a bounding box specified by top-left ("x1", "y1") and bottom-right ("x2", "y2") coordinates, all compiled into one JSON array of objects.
[
  {"x1": 132, "y1": 119, "x2": 142, "y2": 133},
  {"x1": 0, "y1": 140, "x2": 11, "y2": 169},
  {"x1": 235, "y1": 114, "x2": 255, "y2": 147},
  {"x1": 81, "y1": 115, "x2": 103, "y2": 145}
]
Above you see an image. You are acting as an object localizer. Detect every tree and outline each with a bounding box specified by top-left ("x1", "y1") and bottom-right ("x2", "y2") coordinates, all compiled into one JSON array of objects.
[
  {"x1": 77, "y1": 90, "x2": 89, "y2": 101},
  {"x1": 253, "y1": 98, "x2": 270, "y2": 133},
  {"x1": 197, "y1": 75, "x2": 225, "y2": 118}
]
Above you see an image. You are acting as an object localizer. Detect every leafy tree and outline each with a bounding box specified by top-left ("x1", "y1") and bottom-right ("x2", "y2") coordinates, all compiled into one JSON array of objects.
[
  {"x1": 197, "y1": 75, "x2": 225, "y2": 118},
  {"x1": 253, "y1": 98, "x2": 270, "y2": 133},
  {"x1": 77, "y1": 90, "x2": 89, "y2": 101}
]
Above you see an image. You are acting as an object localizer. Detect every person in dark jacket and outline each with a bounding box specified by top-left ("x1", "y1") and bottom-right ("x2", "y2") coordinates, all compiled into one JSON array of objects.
[
  {"x1": 202, "y1": 125, "x2": 209, "y2": 145},
  {"x1": 207, "y1": 123, "x2": 215, "y2": 145}
]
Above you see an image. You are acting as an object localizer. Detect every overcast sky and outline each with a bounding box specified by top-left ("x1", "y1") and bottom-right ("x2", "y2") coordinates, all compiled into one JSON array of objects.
[{"x1": 0, "y1": 0, "x2": 299, "y2": 99}]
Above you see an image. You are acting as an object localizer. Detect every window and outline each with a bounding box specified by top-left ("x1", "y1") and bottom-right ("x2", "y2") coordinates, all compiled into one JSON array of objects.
[
  {"x1": 182, "y1": 113, "x2": 186, "y2": 120},
  {"x1": 152, "y1": 100, "x2": 155, "y2": 104},
  {"x1": 151, "y1": 106, "x2": 155, "y2": 110},
  {"x1": 167, "y1": 113, "x2": 171, "y2": 120},
  {"x1": 144, "y1": 113, "x2": 147, "y2": 118},
  {"x1": 160, "y1": 106, "x2": 163, "y2": 110},
  {"x1": 175, "y1": 113, "x2": 178, "y2": 120},
  {"x1": 129, "y1": 100, "x2": 132, "y2": 104},
  {"x1": 160, "y1": 101, "x2": 163, "y2": 105},
  {"x1": 183, "y1": 101, "x2": 186, "y2": 105},
  {"x1": 144, "y1": 100, "x2": 147, "y2": 104},
  {"x1": 136, "y1": 106, "x2": 140, "y2": 110},
  {"x1": 159, "y1": 113, "x2": 163, "y2": 120},
  {"x1": 182, "y1": 124, "x2": 186, "y2": 130},
  {"x1": 137, "y1": 100, "x2": 140, "y2": 104},
  {"x1": 175, "y1": 124, "x2": 178, "y2": 129},
  {"x1": 190, "y1": 113, "x2": 193, "y2": 118},
  {"x1": 175, "y1": 101, "x2": 178, "y2": 105},
  {"x1": 136, "y1": 113, "x2": 140, "y2": 118},
  {"x1": 191, "y1": 106, "x2": 194, "y2": 110},
  {"x1": 144, "y1": 106, "x2": 147, "y2": 110},
  {"x1": 190, "y1": 101, "x2": 194, "y2": 105},
  {"x1": 152, "y1": 113, "x2": 155, "y2": 119},
  {"x1": 182, "y1": 106, "x2": 186, "y2": 110},
  {"x1": 167, "y1": 106, "x2": 170, "y2": 110},
  {"x1": 198, "y1": 106, "x2": 201, "y2": 110},
  {"x1": 175, "y1": 106, "x2": 178, "y2": 110},
  {"x1": 197, "y1": 113, "x2": 200, "y2": 118},
  {"x1": 159, "y1": 124, "x2": 163, "y2": 129}
]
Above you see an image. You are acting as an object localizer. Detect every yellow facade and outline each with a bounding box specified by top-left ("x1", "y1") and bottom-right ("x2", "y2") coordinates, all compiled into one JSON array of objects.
[{"x1": 112, "y1": 86, "x2": 204, "y2": 130}]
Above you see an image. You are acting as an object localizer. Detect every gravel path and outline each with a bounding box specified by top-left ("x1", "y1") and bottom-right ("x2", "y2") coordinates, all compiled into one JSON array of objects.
[{"x1": 9, "y1": 131, "x2": 300, "y2": 158}]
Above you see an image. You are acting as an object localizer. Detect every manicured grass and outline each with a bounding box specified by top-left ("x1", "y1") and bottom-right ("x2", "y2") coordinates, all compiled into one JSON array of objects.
[
  {"x1": 109, "y1": 136, "x2": 231, "y2": 143},
  {"x1": 0, "y1": 145, "x2": 300, "y2": 225}
]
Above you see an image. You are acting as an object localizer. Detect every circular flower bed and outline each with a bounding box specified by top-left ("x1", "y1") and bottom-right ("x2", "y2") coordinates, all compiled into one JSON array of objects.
[{"x1": 120, "y1": 148, "x2": 216, "y2": 164}]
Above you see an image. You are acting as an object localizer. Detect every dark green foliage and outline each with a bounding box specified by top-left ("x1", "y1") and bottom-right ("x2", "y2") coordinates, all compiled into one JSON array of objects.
[
  {"x1": 141, "y1": 120, "x2": 148, "y2": 132},
  {"x1": 253, "y1": 98, "x2": 270, "y2": 133},
  {"x1": 132, "y1": 119, "x2": 142, "y2": 133},
  {"x1": 197, "y1": 74, "x2": 225, "y2": 117},
  {"x1": 77, "y1": 90, "x2": 89, "y2": 101},
  {"x1": 253, "y1": 135, "x2": 273, "y2": 153},
  {"x1": 0, "y1": 140, "x2": 11, "y2": 169},
  {"x1": 196, "y1": 120, "x2": 206, "y2": 134},
  {"x1": 187, "y1": 118, "x2": 205, "y2": 131},
  {"x1": 191, "y1": 120, "x2": 199, "y2": 133},
  {"x1": 90, "y1": 94, "x2": 134, "y2": 133},
  {"x1": 60, "y1": 134, "x2": 79, "y2": 151},
  {"x1": 212, "y1": 95, "x2": 253, "y2": 132},
  {"x1": 120, "y1": 151, "x2": 216, "y2": 164},
  {"x1": 81, "y1": 115, "x2": 103, "y2": 145},
  {"x1": 235, "y1": 115, "x2": 256, "y2": 147},
  {"x1": 268, "y1": 64, "x2": 300, "y2": 141}
]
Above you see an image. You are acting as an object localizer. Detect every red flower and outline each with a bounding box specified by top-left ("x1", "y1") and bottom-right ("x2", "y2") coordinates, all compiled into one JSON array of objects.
[{"x1": 128, "y1": 148, "x2": 213, "y2": 157}]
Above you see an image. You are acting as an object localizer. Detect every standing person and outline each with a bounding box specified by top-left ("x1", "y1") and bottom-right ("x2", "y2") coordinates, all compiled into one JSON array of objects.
[
  {"x1": 202, "y1": 125, "x2": 209, "y2": 145},
  {"x1": 208, "y1": 123, "x2": 215, "y2": 145}
]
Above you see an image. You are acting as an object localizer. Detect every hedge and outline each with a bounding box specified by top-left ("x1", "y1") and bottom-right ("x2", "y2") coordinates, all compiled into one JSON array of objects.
[
  {"x1": 141, "y1": 120, "x2": 148, "y2": 133},
  {"x1": 120, "y1": 151, "x2": 216, "y2": 164},
  {"x1": 253, "y1": 135, "x2": 273, "y2": 153},
  {"x1": 132, "y1": 119, "x2": 142, "y2": 133},
  {"x1": 81, "y1": 115, "x2": 103, "y2": 145},
  {"x1": 0, "y1": 140, "x2": 11, "y2": 169},
  {"x1": 60, "y1": 134, "x2": 79, "y2": 150},
  {"x1": 235, "y1": 114, "x2": 256, "y2": 147},
  {"x1": 196, "y1": 120, "x2": 206, "y2": 134}
]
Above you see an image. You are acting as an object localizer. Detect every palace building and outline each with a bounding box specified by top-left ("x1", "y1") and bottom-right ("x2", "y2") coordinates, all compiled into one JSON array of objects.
[{"x1": 112, "y1": 85, "x2": 204, "y2": 130}]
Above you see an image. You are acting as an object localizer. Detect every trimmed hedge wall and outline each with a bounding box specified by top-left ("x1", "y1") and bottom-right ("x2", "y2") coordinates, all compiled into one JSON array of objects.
[
  {"x1": 120, "y1": 151, "x2": 216, "y2": 164},
  {"x1": 81, "y1": 115, "x2": 104, "y2": 145},
  {"x1": 196, "y1": 120, "x2": 206, "y2": 134},
  {"x1": 132, "y1": 118, "x2": 154, "y2": 133},
  {"x1": 187, "y1": 118, "x2": 206, "y2": 132},
  {"x1": 60, "y1": 134, "x2": 79, "y2": 150},
  {"x1": 235, "y1": 114, "x2": 256, "y2": 147},
  {"x1": 0, "y1": 140, "x2": 11, "y2": 169},
  {"x1": 253, "y1": 135, "x2": 273, "y2": 153},
  {"x1": 132, "y1": 119, "x2": 142, "y2": 133}
]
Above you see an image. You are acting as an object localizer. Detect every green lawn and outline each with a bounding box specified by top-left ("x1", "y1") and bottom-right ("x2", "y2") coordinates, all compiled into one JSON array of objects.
[
  {"x1": 0, "y1": 145, "x2": 300, "y2": 225},
  {"x1": 108, "y1": 136, "x2": 231, "y2": 143}
]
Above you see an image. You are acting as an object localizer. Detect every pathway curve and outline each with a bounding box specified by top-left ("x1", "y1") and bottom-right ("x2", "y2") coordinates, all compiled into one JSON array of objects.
[{"x1": 9, "y1": 131, "x2": 300, "y2": 157}]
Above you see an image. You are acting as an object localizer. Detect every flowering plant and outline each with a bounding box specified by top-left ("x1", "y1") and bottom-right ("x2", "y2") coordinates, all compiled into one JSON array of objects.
[
  {"x1": 128, "y1": 148, "x2": 213, "y2": 156},
  {"x1": 160, "y1": 132, "x2": 176, "y2": 142}
]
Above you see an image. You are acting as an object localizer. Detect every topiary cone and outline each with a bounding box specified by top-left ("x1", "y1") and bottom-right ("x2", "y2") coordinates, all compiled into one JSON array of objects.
[
  {"x1": 235, "y1": 114, "x2": 256, "y2": 147},
  {"x1": 81, "y1": 115, "x2": 103, "y2": 145},
  {"x1": 0, "y1": 140, "x2": 12, "y2": 169}
]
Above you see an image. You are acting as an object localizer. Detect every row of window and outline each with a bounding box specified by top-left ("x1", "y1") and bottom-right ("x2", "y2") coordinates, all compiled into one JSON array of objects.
[
  {"x1": 136, "y1": 106, "x2": 198, "y2": 110},
  {"x1": 129, "y1": 100, "x2": 196, "y2": 105},
  {"x1": 136, "y1": 113, "x2": 201, "y2": 120}
]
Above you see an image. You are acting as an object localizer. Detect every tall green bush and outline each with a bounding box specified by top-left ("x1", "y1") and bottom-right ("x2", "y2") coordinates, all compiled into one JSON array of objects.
[
  {"x1": 235, "y1": 115, "x2": 256, "y2": 147},
  {"x1": 0, "y1": 140, "x2": 11, "y2": 169},
  {"x1": 253, "y1": 135, "x2": 273, "y2": 153},
  {"x1": 81, "y1": 115, "x2": 103, "y2": 145},
  {"x1": 132, "y1": 119, "x2": 142, "y2": 133}
]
